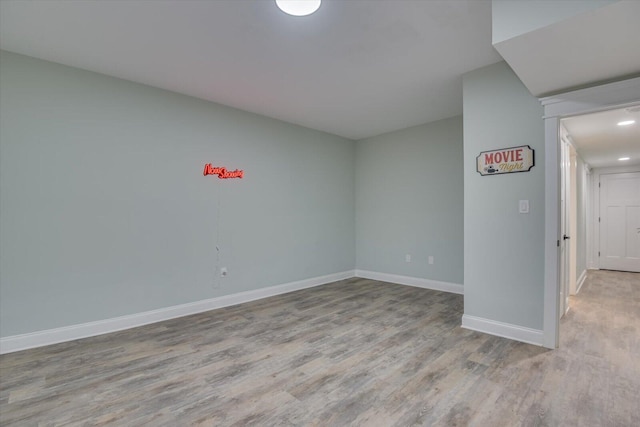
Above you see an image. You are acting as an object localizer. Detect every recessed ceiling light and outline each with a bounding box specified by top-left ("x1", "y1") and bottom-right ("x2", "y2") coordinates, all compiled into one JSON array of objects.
[
  {"x1": 617, "y1": 120, "x2": 635, "y2": 126},
  {"x1": 618, "y1": 157, "x2": 630, "y2": 161},
  {"x1": 276, "y1": 0, "x2": 321, "y2": 16}
]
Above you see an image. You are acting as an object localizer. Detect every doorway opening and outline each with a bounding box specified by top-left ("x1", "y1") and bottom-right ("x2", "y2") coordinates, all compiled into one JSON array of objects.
[
  {"x1": 540, "y1": 76, "x2": 640, "y2": 349},
  {"x1": 556, "y1": 106, "x2": 640, "y2": 318}
]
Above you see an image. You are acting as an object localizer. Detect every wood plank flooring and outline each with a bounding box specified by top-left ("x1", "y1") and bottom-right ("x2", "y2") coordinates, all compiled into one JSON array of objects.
[{"x1": 1, "y1": 270, "x2": 638, "y2": 426}]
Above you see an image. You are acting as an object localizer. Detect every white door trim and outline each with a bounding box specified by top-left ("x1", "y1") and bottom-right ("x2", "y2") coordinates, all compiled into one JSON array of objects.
[
  {"x1": 569, "y1": 145, "x2": 578, "y2": 296},
  {"x1": 587, "y1": 166, "x2": 596, "y2": 270},
  {"x1": 540, "y1": 76, "x2": 640, "y2": 349},
  {"x1": 559, "y1": 135, "x2": 570, "y2": 317}
]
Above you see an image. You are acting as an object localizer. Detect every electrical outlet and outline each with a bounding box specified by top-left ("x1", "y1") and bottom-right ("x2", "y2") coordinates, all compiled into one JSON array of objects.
[
  {"x1": 220, "y1": 267, "x2": 228, "y2": 277},
  {"x1": 405, "y1": 254, "x2": 411, "y2": 263},
  {"x1": 428, "y1": 256, "x2": 434, "y2": 265}
]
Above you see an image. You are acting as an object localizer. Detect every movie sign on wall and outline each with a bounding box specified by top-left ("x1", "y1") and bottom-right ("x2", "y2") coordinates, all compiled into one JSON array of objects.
[{"x1": 476, "y1": 145, "x2": 534, "y2": 176}]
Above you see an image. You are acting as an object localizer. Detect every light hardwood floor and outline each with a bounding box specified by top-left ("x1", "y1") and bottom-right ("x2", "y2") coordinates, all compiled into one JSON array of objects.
[{"x1": 1, "y1": 270, "x2": 638, "y2": 426}]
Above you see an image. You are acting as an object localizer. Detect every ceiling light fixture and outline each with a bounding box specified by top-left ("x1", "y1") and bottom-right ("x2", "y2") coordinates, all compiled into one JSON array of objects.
[
  {"x1": 618, "y1": 157, "x2": 630, "y2": 161},
  {"x1": 617, "y1": 120, "x2": 635, "y2": 126},
  {"x1": 276, "y1": 0, "x2": 321, "y2": 16}
]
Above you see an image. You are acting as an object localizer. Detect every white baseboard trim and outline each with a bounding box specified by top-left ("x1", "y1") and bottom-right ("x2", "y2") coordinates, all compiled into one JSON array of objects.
[
  {"x1": 354, "y1": 270, "x2": 463, "y2": 295},
  {"x1": 461, "y1": 314, "x2": 544, "y2": 347},
  {"x1": 0, "y1": 270, "x2": 355, "y2": 355},
  {"x1": 576, "y1": 269, "x2": 587, "y2": 294}
]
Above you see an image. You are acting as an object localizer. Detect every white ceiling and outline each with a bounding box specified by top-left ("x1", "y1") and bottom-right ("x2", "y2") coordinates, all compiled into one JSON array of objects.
[
  {"x1": 2, "y1": 0, "x2": 639, "y2": 149},
  {"x1": 563, "y1": 106, "x2": 640, "y2": 168},
  {"x1": 0, "y1": 0, "x2": 502, "y2": 140}
]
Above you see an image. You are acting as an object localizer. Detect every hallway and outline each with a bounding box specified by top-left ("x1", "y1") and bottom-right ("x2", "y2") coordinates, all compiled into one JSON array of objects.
[{"x1": 553, "y1": 269, "x2": 639, "y2": 426}]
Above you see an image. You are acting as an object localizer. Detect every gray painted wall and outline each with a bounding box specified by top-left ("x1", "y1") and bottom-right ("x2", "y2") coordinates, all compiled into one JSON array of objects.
[
  {"x1": 463, "y1": 62, "x2": 545, "y2": 330},
  {"x1": 0, "y1": 51, "x2": 355, "y2": 337},
  {"x1": 355, "y1": 117, "x2": 464, "y2": 284}
]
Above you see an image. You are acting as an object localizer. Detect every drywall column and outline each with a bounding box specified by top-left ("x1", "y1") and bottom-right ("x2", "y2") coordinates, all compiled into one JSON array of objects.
[{"x1": 462, "y1": 62, "x2": 546, "y2": 346}]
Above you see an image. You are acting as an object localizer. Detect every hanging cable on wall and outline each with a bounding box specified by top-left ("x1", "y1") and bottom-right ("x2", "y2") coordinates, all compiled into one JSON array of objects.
[
  {"x1": 203, "y1": 162, "x2": 244, "y2": 289},
  {"x1": 213, "y1": 179, "x2": 222, "y2": 289}
]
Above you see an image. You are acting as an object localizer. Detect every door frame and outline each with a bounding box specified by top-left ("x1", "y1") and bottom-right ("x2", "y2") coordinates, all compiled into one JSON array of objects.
[
  {"x1": 559, "y1": 125, "x2": 580, "y2": 296},
  {"x1": 569, "y1": 144, "x2": 578, "y2": 296},
  {"x1": 540, "y1": 76, "x2": 640, "y2": 349},
  {"x1": 559, "y1": 132, "x2": 570, "y2": 317}
]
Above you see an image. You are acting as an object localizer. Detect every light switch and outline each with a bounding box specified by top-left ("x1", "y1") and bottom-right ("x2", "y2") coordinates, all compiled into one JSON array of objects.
[{"x1": 519, "y1": 200, "x2": 529, "y2": 214}]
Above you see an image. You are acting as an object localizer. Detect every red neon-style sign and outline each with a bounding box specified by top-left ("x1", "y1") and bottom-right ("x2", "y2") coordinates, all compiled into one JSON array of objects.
[{"x1": 203, "y1": 163, "x2": 244, "y2": 179}]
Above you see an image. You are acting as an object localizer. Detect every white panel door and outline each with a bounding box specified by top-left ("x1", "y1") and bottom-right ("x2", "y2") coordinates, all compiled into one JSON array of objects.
[{"x1": 599, "y1": 172, "x2": 640, "y2": 272}]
